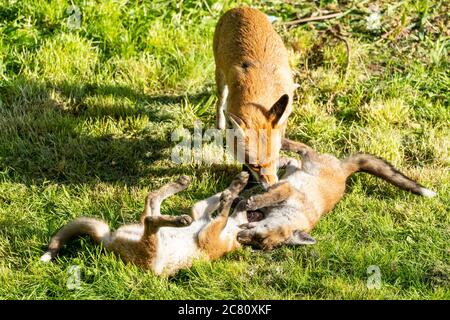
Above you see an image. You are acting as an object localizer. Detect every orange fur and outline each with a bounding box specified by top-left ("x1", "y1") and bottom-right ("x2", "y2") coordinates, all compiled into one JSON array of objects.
[
  {"x1": 237, "y1": 138, "x2": 436, "y2": 250},
  {"x1": 41, "y1": 173, "x2": 250, "y2": 275},
  {"x1": 198, "y1": 216, "x2": 235, "y2": 260},
  {"x1": 213, "y1": 7, "x2": 296, "y2": 188}
]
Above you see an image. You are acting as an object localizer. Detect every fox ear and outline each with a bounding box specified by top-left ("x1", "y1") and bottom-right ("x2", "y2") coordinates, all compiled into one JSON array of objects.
[
  {"x1": 227, "y1": 112, "x2": 245, "y2": 136},
  {"x1": 269, "y1": 94, "x2": 290, "y2": 126},
  {"x1": 285, "y1": 230, "x2": 316, "y2": 246}
]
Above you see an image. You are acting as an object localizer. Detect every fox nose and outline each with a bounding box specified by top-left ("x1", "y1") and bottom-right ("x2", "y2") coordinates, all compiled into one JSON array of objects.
[{"x1": 260, "y1": 174, "x2": 278, "y2": 190}]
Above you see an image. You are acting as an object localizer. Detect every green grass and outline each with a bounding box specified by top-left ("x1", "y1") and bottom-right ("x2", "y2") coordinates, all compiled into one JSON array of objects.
[{"x1": 0, "y1": 0, "x2": 449, "y2": 299}]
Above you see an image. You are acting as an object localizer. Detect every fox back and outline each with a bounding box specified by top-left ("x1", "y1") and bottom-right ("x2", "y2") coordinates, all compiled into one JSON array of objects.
[{"x1": 214, "y1": 7, "x2": 296, "y2": 188}]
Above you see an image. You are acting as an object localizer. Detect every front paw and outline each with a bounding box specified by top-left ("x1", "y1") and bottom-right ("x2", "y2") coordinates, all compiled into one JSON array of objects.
[
  {"x1": 236, "y1": 171, "x2": 249, "y2": 182},
  {"x1": 178, "y1": 214, "x2": 193, "y2": 226},
  {"x1": 177, "y1": 175, "x2": 191, "y2": 187},
  {"x1": 245, "y1": 196, "x2": 259, "y2": 211},
  {"x1": 220, "y1": 189, "x2": 233, "y2": 203},
  {"x1": 229, "y1": 172, "x2": 249, "y2": 194}
]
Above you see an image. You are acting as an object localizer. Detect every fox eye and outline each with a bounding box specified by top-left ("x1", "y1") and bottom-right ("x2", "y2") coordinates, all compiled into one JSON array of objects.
[{"x1": 249, "y1": 165, "x2": 261, "y2": 172}]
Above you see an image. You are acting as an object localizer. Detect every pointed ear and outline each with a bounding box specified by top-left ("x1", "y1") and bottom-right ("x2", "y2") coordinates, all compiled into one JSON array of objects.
[
  {"x1": 285, "y1": 230, "x2": 316, "y2": 246},
  {"x1": 269, "y1": 94, "x2": 290, "y2": 126},
  {"x1": 227, "y1": 112, "x2": 245, "y2": 136}
]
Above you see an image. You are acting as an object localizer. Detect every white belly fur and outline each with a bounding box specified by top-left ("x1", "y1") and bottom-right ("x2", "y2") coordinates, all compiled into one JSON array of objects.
[
  {"x1": 152, "y1": 220, "x2": 206, "y2": 275},
  {"x1": 286, "y1": 171, "x2": 324, "y2": 214}
]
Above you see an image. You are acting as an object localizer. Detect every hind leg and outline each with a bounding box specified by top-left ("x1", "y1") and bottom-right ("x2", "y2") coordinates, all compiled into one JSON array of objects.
[
  {"x1": 215, "y1": 69, "x2": 228, "y2": 130},
  {"x1": 238, "y1": 217, "x2": 314, "y2": 250},
  {"x1": 144, "y1": 214, "x2": 193, "y2": 235},
  {"x1": 140, "y1": 175, "x2": 191, "y2": 223},
  {"x1": 191, "y1": 172, "x2": 249, "y2": 220},
  {"x1": 120, "y1": 214, "x2": 192, "y2": 271}
]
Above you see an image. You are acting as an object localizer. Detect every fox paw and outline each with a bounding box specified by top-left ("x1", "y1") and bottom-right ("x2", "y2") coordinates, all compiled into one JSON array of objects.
[
  {"x1": 245, "y1": 196, "x2": 259, "y2": 211},
  {"x1": 177, "y1": 175, "x2": 191, "y2": 187},
  {"x1": 178, "y1": 215, "x2": 193, "y2": 226},
  {"x1": 229, "y1": 172, "x2": 249, "y2": 193},
  {"x1": 220, "y1": 190, "x2": 233, "y2": 203},
  {"x1": 236, "y1": 171, "x2": 250, "y2": 182}
]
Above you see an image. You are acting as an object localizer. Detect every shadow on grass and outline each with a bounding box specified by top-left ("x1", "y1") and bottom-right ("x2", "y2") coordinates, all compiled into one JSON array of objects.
[{"x1": 0, "y1": 77, "x2": 227, "y2": 187}]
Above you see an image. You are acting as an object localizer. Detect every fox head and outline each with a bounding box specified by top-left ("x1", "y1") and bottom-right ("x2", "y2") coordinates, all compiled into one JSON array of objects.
[{"x1": 227, "y1": 94, "x2": 291, "y2": 189}]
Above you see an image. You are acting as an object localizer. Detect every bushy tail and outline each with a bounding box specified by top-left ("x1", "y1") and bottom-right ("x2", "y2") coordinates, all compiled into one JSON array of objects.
[
  {"x1": 40, "y1": 217, "x2": 111, "y2": 262},
  {"x1": 341, "y1": 154, "x2": 436, "y2": 198}
]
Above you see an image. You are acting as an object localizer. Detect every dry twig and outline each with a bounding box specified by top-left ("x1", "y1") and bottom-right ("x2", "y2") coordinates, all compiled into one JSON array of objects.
[{"x1": 279, "y1": 12, "x2": 344, "y2": 26}]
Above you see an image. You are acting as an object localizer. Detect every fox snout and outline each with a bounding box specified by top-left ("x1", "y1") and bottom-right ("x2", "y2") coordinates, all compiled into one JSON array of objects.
[
  {"x1": 259, "y1": 173, "x2": 278, "y2": 190},
  {"x1": 246, "y1": 162, "x2": 279, "y2": 190},
  {"x1": 246, "y1": 167, "x2": 277, "y2": 190}
]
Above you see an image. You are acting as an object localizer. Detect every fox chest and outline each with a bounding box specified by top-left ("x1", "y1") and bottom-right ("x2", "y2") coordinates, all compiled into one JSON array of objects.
[{"x1": 151, "y1": 224, "x2": 205, "y2": 275}]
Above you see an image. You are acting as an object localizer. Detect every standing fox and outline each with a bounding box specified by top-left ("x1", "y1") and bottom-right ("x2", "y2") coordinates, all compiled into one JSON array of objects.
[
  {"x1": 213, "y1": 7, "x2": 296, "y2": 188},
  {"x1": 40, "y1": 173, "x2": 251, "y2": 276},
  {"x1": 238, "y1": 138, "x2": 437, "y2": 250}
]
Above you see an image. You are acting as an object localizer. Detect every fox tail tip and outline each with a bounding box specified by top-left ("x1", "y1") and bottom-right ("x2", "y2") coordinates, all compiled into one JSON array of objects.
[
  {"x1": 40, "y1": 251, "x2": 53, "y2": 263},
  {"x1": 419, "y1": 187, "x2": 437, "y2": 198}
]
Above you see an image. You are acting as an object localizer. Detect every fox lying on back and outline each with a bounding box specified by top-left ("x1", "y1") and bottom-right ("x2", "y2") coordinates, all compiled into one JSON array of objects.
[
  {"x1": 238, "y1": 138, "x2": 437, "y2": 250},
  {"x1": 41, "y1": 173, "x2": 251, "y2": 276}
]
